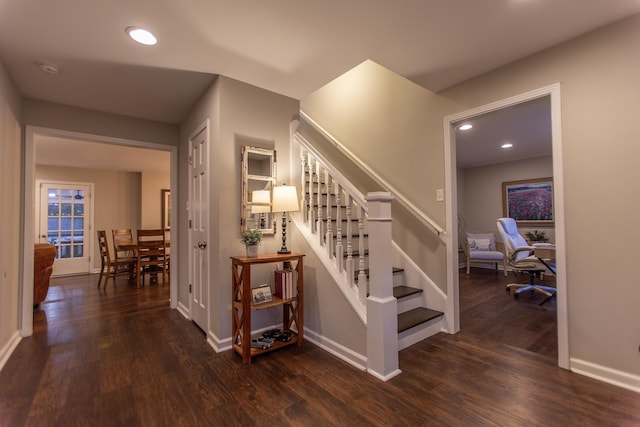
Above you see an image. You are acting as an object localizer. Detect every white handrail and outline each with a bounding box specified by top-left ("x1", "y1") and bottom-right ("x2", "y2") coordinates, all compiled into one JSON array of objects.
[{"x1": 300, "y1": 110, "x2": 446, "y2": 241}]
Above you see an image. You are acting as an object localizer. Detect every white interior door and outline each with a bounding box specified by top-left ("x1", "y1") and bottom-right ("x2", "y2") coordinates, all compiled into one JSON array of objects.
[
  {"x1": 38, "y1": 181, "x2": 93, "y2": 276},
  {"x1": 189, "y1": 121, "x2": 209, "y2": 331}
]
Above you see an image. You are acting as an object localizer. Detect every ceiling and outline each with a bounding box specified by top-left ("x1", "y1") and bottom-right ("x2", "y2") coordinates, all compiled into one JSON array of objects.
[
  {"x1": 455, "y1": 96, "x2": 551, "y2": 168},
  {"x1": 3, "y1": 1, "x2": 640, "y2": 170}
]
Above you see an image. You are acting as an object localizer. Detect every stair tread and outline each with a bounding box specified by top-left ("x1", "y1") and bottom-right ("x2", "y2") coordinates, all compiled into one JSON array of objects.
[
  {"x1": 393, "y1": 285, "x2": 423, "y2": 299},
  {"x1": 397, "y1": 307, "x2": 444, "y2": 333}
]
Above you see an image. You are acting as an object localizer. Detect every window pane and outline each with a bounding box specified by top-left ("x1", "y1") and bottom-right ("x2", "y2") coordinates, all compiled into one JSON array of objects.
[
  {"x1": 47, "y1": 189, "x2": 59, "y2": 202},
  {"x1": 73, "y1": 218, "x2": 84, "y2": 230},
  {"x1": 61, "y1": 203, "x2": 72, "y2": 216},
  {"x1": 47, "y1": 232, "x2": 58, "y2": 244},
  {"x1": 59, "y1": 245, "x2": 71, "y2": 259},
  {"x1": 73, "y1": 204, "x2": 84, "y2": 216},
  {"x1": 47, "y1": 218, "x2": 59, "y2": 231},
  {"x1": 61, "y1": 218, "x2": 72, "y2": 230},
  {"x1": 73, "y1": 245, "x2": 83, "y2": 257},
  {"x1": 61, "y1": 189, "x2": 72, "y2": 202},
  {"x1": 48, "y1": 203, "x2": 59, "y2": 216}
]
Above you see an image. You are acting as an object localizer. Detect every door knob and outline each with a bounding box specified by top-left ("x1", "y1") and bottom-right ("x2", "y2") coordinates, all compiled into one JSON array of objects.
[{"x1": 198, "y1": 241, "x2": 207, "y2": 250}]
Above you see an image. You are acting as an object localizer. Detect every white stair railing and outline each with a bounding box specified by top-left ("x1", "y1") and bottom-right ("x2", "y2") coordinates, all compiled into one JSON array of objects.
[
  {"x1": 294, "y1": 129, "x2": 399, "y2": 381},
  {"x1": 295, "y1": 131, "x2": 387, "y2": 315}
]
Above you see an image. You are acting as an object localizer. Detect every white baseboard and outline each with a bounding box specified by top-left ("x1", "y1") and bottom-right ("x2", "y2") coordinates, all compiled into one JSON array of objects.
[
  {"x1": 207, "y1": 331, "x2": 232, "y2": 353},
  {"x1": 176, "y1": 301, "x2": 190, "y2": 319},
  {"x1": 304, "y1": 327, "x2": 367, "y2": 372},
  {"x1": 571, "y1": 358, "x2": 640, "y2": 394},
  {"x1": 0, "y1": 331, "x2": 22, "y2": 372}
]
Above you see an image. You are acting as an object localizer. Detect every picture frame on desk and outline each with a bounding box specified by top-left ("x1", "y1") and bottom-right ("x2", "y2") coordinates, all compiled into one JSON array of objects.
[
  {"x1": 502, "y1": 177, "x2": 554, "y2": 226},
  {"x1": 251, "y1": 285, "x2": 272, "y2": 305}
]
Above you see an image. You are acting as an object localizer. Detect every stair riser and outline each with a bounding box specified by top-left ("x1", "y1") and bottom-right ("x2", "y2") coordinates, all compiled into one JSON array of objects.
[
  {"x1": 398, "y1": 317, "x2": 444, "y2": 351},
  {"x1": 397, "y1": 294, "x2": 425, "y2": 314}
]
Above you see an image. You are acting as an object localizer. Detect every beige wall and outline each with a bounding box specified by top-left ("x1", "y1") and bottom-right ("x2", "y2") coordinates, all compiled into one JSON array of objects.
[
  {"x1": 179, "y1": 76, "x2": 301, "y2": 344},
  {"x1": 0, "y1": 60, "x2": 22, "y2": 367},
  {"x1": 440, "y1": 15, "x2": 640, "y2": 377},
  {"x1": 301, "y1": 60, "x2": 464, "y2": 294},
  {"x1": 35, "y1": 165, "x2": 142, "y2": 271},
  {"x1": 23, "y1": 99, "x2": 179, "y2": 147},
  {"x1": 460, "y1": 156, "x2": 555, "y2": 242}
]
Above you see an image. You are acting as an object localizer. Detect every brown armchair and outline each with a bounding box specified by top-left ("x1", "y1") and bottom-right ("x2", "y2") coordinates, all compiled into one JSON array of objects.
[{"x1": 34, "y1": 243, "x2": 56, "y2": 306}]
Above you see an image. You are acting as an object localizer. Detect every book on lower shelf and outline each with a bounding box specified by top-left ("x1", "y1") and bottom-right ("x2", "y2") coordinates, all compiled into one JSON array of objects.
[{"x1": 274, "y1": 269, "x2": 296, "y2": 299}]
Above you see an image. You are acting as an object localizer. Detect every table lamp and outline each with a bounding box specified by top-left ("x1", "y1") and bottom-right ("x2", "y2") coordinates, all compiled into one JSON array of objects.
[
  {"x1": 251, "y1": 190, "x2": 271, "y2": 229},
  {"x1": 272, "y1": 184, "x2": 299, "y2": 254}
]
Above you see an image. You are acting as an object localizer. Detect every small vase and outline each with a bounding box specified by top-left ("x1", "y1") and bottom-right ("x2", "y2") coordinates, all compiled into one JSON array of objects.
[{"x1": 246, "y1": 245, "x2": 258, "y2": 257}]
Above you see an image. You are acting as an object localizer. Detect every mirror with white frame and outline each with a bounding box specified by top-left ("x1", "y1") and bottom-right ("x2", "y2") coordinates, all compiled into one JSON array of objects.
[{"x1": 241, "y1": 145, "x2": 276, "y2": 235}]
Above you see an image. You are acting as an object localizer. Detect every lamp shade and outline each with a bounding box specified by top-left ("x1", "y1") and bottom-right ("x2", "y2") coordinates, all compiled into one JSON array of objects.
[
  {"x1": 251, "y1": 190, "x2": 271, "y2": 214},
  {"x1": 272, "y1": 185, "x2": 299, "y2": 213}
]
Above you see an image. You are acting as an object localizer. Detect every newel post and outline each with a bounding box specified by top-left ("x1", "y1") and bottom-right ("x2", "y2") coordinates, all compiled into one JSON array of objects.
[{"x1": 365, "y1": 192, "x2": 400, "y2": 381}]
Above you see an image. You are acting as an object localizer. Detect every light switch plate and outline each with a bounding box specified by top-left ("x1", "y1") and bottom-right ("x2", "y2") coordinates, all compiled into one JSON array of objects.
[{"x1": 436, "y1": 189, "x2": 445, "y2": 202}]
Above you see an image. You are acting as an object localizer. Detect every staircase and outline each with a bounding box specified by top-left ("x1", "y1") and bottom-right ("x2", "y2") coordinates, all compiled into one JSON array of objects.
[{"x1": 293, "y1": 121, "x2": 446, "y2": 379}]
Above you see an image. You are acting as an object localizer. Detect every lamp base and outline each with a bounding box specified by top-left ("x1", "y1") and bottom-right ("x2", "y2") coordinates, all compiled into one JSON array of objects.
[{"x1": 278, "y1": 249, "x2": 291, "y2": 254}]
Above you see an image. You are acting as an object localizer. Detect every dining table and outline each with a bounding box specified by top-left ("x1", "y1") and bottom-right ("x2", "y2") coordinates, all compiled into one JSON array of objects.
[{"x1": 115, "y1": 240, "x2": 170, "y2": 287}]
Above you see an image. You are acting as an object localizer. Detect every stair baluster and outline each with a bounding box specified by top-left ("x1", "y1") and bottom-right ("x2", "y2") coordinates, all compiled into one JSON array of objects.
[
  {"x1": 325, "y1": 171, "x2": 333, "y2": 258},
  {"x1": 316, "y1": 162, "x2": 324, "y2": 245},
  {"x1": 300, "y1": 151, "x2": 308, "y2": 222},
  {"x1": 345, "y1": 194, "x2": 354, "y2": 288},
  {"x1": 357, "y1": 202, "x2": 367, "y2": 304},
  {"x1": 335, "y1": 183, "x2": 343, "y2": 271},
  {"x1": 308, "y1": 155, "x2": 316, "y2": 233}
]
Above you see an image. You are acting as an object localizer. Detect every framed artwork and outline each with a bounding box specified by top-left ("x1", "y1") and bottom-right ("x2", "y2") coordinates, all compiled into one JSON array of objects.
[
  {"x1": 161, "y1": 189, "x2": 171, "y2": 229},
  {"x1": 251, "y1": 285, "x2": 272, "y2": 305},
  {"x1": 502, "y1": 177, "x2": 554, "y2": 226}
]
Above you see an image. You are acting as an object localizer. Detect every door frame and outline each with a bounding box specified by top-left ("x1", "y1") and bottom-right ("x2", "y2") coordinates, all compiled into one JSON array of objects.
[
  {"x1": 443, "y1": 83, "x2": 569, "y2": 369},
  {"x1": 21, "y1": 125, "x2": 178, "y2": 337}
]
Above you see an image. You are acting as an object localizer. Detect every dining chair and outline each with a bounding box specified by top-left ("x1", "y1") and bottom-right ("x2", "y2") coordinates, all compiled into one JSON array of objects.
[
  {"x1": 112, "y1": 228, "x2": 135, "y2": 258},
  {"x1": 137, "y1": 229, "x2": 168, "y2": 286},
  {"x1": 96, "y1": 230, "x2": 136, "y2": 288}
]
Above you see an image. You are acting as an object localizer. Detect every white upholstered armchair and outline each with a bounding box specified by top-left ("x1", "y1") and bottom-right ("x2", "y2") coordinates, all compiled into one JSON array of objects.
[{"x1": 463, "y1": 231, "x2": 507, "y2": 276}]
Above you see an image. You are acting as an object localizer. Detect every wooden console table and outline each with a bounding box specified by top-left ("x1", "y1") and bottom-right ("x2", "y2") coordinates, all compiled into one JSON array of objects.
[{"x1": 231, "y1": 253, "x2": 304, "y2": 363}]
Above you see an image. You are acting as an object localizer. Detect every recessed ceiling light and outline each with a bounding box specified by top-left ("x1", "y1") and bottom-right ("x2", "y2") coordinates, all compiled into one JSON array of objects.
[
  {"x1": 39, "y1": 62, "x2": 59, "y2": 74},
  {"x1": 458, "y1": 124, "x2": 473, "y2": 131},
  {"x1": 501, "y1": 143, "x2": 513, "y2": 149},
  {"x1": 126, "y1": 26, "x2": 157, "y2": 46}
]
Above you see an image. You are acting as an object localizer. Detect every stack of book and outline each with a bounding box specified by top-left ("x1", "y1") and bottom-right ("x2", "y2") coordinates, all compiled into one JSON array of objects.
[{"x1": 274, "y1": 269, "x2": 296, "y2": 299}]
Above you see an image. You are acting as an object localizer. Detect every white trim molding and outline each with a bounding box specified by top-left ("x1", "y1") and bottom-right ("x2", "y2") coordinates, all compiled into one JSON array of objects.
[
  {"x1": 571, "y1": 358, "x2": 640, "y2": 394},
  {"x1": 443, "y1": 83, "x2": 569, "y2": 367},
  {"x1": 22, "y1": 126, "x2": 179, "y2": 337},
  {"x1": 0, "y1": 331, "x2": 21, "y2": 372},
  {"x1": 304, "y1": 327, "x2": 368, "y2": 372}
]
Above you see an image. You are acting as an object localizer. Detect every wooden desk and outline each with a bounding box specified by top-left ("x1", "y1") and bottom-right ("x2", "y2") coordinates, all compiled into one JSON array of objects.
[{"x1": 534, "y1": 245, "x2": 556, "y2": 275}]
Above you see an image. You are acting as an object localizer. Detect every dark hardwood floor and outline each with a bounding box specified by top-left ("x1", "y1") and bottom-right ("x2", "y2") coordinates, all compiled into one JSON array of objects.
[
  {"x1": 459, "y1": 266, "x2": 558, "y2": 359},
  {"x1": 1, "y1": 272, "x2": 638, "y2": 426}
]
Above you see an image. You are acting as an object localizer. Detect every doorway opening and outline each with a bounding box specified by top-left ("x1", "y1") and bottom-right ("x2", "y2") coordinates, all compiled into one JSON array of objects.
[
  {"x1": 444, "y1": 84, "x2": 568, "y2": 369},
  {"x1": 22, "y1": 126, "x2": 178, "y2": 337}
]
